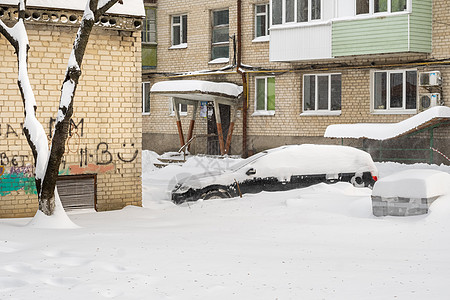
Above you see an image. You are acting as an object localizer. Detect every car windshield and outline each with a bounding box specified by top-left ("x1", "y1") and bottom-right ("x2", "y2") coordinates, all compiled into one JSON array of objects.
[{"x1": 229, "y1": 151, "x2": 268, "y2": 172}]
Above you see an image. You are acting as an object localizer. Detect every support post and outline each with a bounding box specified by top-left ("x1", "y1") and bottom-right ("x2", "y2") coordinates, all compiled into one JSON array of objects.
[
  {"x1": 225, "y1": 105, "x2": 237, "y2": 154},
  {"x1": 214, "y1": 100, "x2": 225, "y2": 156},
  {"x1": 187, "y1": 102, "x2": 198, "y2": 151},
  {"x1": 430, "y1": 127, "x2": 434, "y2": 164},
  {"x1": 173, "y1": 98, "x2": 185, "y2": 147}
]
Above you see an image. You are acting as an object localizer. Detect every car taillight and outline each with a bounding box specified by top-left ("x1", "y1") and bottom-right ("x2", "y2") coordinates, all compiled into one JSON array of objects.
[{"x1": 372, "y1": 175, "x2": 378, "y2": 181}]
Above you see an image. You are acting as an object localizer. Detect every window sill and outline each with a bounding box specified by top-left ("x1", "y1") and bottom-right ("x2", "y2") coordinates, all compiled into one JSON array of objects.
[
  {"x1": 252, "y1": 36, "x2": 269, "y2": 43},
  {"x1": 371, "y1": 109, "x2": 417, "y2": 115},
  {"x1": 300, "y1": 110, "x2": 341, "y2": 116},
  {"x1": 169, "y1": 113, "x2": 188, "y2": 117},
  {"x1": 209, "y1": 58, "x2": 230, "y2": 64},
  {"x1": 142, "y1": 112, "x2": 151, "y2": 116},
  {"x1": 252, "y1": 110, "x2": 275, "y2": 116},
  {"x1": 169, "y1": 43, "x2": 187, "y2": 50}
]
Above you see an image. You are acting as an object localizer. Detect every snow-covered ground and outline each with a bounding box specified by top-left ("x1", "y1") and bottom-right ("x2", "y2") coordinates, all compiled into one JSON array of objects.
[{"x1": 1, "y1": 151, "x2": 450, "y2": 299}]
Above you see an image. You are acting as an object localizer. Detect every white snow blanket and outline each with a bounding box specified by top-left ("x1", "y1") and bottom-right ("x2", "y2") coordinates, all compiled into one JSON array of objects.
[
  {"x1": 1, "y1": 0, "x2": 145, "y2": 17},
  {"x1": 325, "y1": 106, "x2": 450, "y2": 140},
  {"x1": 151, "y1": 80, "x2": 243, "y2": 99},
  {"x1": 372, "y1": 169, "x2": 450, "y2": 199}
]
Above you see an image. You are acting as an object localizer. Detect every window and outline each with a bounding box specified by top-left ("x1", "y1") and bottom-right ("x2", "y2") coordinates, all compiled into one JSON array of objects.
[
  {"x1": 142, "y1": 7, "x2": 156, "y2": 44},
  {"x1": 255, "y1": 77, "x2": 275, "y2": 114},
  {"x1": 211, "y1": 9, "x2": 229, "y2": 60},
  {"x1": 373, "y1": 70, "x2": 417, "y2": 112},
  {"x1": 356, "y1": 0, "x2": 407, "y2": 15},
  {"x1": 255, "y1": 4, "x2": 270, "y2": 38},
  {"x1": 170, "y1": 100, "x2": 188, "y2": 116},
  {"x1": 172, "y1": 14, "x2": 187, "y2": 46},
  {"x1": 303, "y1": 74, "x2": 341, "y2": 113},
  {"x1": 142, "y1": 82, "x2": 151, "y2": 114},
  {"x1": 272, "y1": 0, "x2": 321, "y2": 25}
]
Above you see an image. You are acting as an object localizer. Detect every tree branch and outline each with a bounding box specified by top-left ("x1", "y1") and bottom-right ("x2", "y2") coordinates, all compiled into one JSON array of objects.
[{"x1": 96, "y1": 0, "x2": 122, "y2": 20}]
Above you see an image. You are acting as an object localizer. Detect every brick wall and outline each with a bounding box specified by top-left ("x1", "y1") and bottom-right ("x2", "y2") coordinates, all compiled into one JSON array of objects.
[{"x1": 0, "y1": 21, "x2": 142, "y2": 217}]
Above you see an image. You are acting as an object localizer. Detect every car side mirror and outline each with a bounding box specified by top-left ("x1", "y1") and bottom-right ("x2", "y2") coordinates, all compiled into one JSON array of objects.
[{"x1": 246, "y1": 168, "x2": 256, "y2": 176}]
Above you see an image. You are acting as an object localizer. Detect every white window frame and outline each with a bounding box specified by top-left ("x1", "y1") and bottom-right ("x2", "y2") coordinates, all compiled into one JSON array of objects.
[
  {"x1": 142, "y1": 82, "x2": 151, "y2": 115},
  {"x1": 371, "y1": 69, "x2": 417, "y2": 114},
  {"x1": 270, "y1": 0, "x2": 322, "y2": 26},
  {"x1": 254, "y1": 3, "x2": 270, "y2": 40},
  {"x1": 253, "y1": 76, "x2": 276, "y2": 116},
  {"x1": 355, "y1": 0, "x2": 410, "y2": 16},
  {"x1": 171, "y1": 14, "x2": 187, "y2": 48},
  {"x1": 301, "y1": 73, "x2": 342, "y2": 116},
  {"x1": 169, "y1": 98, "x2": 188, "y2": 116}
]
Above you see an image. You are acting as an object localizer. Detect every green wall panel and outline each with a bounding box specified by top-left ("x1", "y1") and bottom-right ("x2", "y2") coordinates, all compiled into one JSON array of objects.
[
  {"x1": 142, "y1": 44, "x2": 157, "y2": 69},
  {"x1": 332, "y1": 0, "x2": 431, "y2": 57}
]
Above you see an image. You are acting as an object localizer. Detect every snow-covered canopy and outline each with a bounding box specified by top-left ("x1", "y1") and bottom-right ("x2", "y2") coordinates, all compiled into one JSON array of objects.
[
  {"x1": 324, "y1": 106, "x2": 450, "y2": 140},
  {"x1": 1, "y1": 0, "x2": 145, "y2": 17},
  {"x1": 151, "y1": 80, "x2": 243, "y2": 103}
]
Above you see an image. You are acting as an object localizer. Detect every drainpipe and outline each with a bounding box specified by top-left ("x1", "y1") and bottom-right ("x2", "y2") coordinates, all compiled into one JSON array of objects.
[{"x1": 236, "y1": 0, "x2": 248, "y2": 158}]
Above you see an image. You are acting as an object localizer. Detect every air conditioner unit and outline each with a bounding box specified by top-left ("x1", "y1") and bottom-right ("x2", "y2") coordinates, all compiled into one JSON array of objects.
[
  {"x1": 419, "y1": 93, "x2": 440, "y2": 110},
  {"x1": 419, "y1": 71, "x2": 441, "y2": 86}
]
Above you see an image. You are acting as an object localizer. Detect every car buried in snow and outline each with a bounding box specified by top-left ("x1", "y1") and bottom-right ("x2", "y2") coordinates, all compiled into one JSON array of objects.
[{"x1": 171, "y1": 144, "x2": 378, "y2": 204}]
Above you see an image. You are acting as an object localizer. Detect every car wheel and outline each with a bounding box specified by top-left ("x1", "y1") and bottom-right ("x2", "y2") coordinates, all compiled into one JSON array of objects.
[
  {"x1": 350, "y1": 173, "x2": 365, "y2": 187},
  {"x1": 202, "y1": 189, "x2": 231, "y2": 200}
]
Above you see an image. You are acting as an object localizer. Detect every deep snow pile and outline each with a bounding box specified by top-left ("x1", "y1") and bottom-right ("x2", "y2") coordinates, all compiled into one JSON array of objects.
[{"x1": 0, "y1": 151, "x2": 450, "y2": 299}]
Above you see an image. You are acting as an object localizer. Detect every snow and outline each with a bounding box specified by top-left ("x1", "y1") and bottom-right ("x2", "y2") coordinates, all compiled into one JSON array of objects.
[
  {"x1": 324, "y1": 106, "x2": 450, "y2": 140},
  {"x1": 151, "y1": 80, "x2": 244, "y2": 98},
  {"x1": 372, "y1": 169, "x2": 450, "y2": 199},
  {"x1": 1, "y1": 0, "x2": 145, "y2": 17},
  {"x1": 1, "y1": 152, "x2": 450, "y2": 299}
]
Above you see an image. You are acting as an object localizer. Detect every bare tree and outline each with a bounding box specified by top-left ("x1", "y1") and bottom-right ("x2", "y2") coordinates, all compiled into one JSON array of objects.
[{"x1": 0, "y1": 0, "x2": 122, "y2": 216}]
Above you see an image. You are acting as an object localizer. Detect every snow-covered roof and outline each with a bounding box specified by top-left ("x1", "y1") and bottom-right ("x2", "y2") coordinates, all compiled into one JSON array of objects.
[
  {"x1": 1, "y1": 0, "x2": 145, "y2": 17},
  {"x1": 151, "y1": 80, "x2": 244, "y2": 102},
  {"x1": 325, "y1": 106, "x2": 450, "y2": 140}
]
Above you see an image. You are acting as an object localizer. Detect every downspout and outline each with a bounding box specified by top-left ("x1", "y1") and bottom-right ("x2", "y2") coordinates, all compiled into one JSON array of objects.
[{"x1": 236, "y1": 0, "x2": 248, "y2": 158}]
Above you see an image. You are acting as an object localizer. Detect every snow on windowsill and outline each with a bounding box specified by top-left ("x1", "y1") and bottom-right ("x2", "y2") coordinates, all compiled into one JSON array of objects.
[
  {"x1": 209, "y1": 58, "x2": 230, "y2": 64},
  {"x1": 301, "y1": 110, "x2": 341, "y2": 116},
  {"x1": 169, "y1": 43, "x2": 188, "y2": 50},
  {"x1": 252, "y1": 110, "x2": 275, "y2": 117},
  {"x1": 170, "y1": 113, "x2": 188, "y2": 117},
  {"x1": 371, "y1": 109, "x2": 417, "y2": 115},
  {"x1": 252, "y1": 36, "x2": 269, "y2": 43}
]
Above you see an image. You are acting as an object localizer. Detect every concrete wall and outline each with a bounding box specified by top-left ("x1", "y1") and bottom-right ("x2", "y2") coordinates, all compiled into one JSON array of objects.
[{"x1": 0, "y1": 13, "x2": 142, "y2": 217}]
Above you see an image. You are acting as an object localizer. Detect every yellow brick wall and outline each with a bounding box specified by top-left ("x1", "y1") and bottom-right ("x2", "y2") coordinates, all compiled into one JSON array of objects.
[{"x1": 0, "y1": 22, "x2": 142, "y2": 218}]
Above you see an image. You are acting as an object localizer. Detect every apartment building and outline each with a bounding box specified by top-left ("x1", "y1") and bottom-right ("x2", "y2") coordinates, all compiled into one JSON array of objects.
[{"x1": 143, "y1": 0, "x2": 450, "y2": 163}]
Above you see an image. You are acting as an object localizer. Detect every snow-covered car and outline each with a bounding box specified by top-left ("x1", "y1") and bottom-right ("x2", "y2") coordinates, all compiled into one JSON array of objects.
[{"x1": 171, "y1": 144, "x2": 379, "y2": 204}]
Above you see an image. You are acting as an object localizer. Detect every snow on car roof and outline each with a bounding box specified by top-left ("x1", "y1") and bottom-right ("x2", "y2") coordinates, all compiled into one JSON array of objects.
[
  {"x1": 372, "y1": 169, "x2": 450, "y2": 199},
  {"x1": 247, "y1": 144, "x2": 378, "y2": 180},
  {"x1": 324, "y1": 106, "x2": 450, "y2": 140},
  {"x1": 1, "y1": 0, "x2": 145, "y2": 17}
]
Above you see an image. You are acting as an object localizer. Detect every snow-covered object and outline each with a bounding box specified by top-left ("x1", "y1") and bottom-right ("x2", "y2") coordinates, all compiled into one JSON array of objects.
[
  {"x1": 151, "y1": 80, "x2": 243, "y2": 99},
  {"x1": 372, "y1": 169, "x2": 450, "y2": 199},
  {"x1": 1, "y1": 0, "x2": 145, "y2": 17},
  {"x1": 176, "y1": 144, "x2": 378, "y2": 190},
  {"x1": 248, "y1": 144, "x2": 378, "y2": 181},
  {"x1": 324, "y1": 106, "x2": 450, "y2": 140}
]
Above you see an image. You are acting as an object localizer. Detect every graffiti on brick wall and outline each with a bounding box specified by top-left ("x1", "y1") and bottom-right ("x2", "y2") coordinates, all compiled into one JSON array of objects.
[
  {"x1": 1, "y1": 118, "x2": 139, "y2": 196},
  {"x1": 0, "y1": 165, "x2": 37, "y2": 196}
]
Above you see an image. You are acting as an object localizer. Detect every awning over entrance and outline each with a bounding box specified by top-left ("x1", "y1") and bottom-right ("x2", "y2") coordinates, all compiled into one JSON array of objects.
[
  {"x1": 151, "y1": 80, "x2": 243, "y2": 105},
  {"x1": 324, "y1": 106, "x2": 450, "y2": 140},
  {"x1": 150, "y1": 80, "x2": 243, "y2": 155}
]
